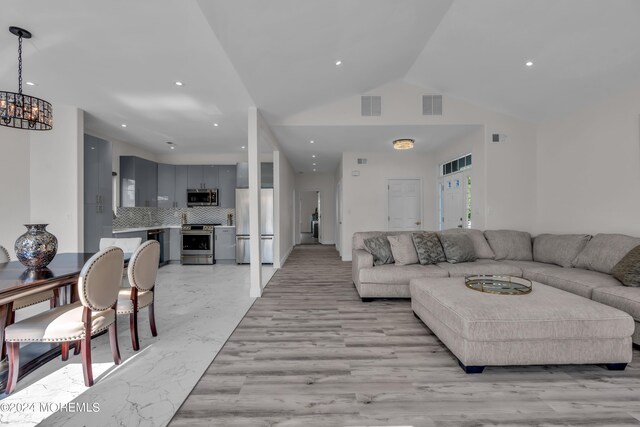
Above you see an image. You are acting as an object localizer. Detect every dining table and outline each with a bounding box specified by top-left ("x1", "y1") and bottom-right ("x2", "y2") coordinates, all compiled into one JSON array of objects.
[{"x1": 0, "y1": 252, "x2": 129, "y2": 393}]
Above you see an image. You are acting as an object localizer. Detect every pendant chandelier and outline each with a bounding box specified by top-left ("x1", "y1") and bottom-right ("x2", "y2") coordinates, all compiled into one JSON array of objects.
[{"x1": 0, "y1": 27, "x2": 52, "y2": 131}]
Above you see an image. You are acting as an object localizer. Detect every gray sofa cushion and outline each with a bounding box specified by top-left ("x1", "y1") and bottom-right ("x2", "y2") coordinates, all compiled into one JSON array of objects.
[
  {"x1": 359, "y1": 264, "x2": 448, "y2": 285},
  {"x1": 533, "y1": 234, "x2": 591, "y2": 268},
  {"x1": 524, "y1": 266, "x2": 622, "y2": 299},
  {"x1": 387, "y1": 234, "x2": 418, "y2": 266},
  {"x1": 611, "y1": 245, "x2": 640, "y2": 287},
  {"x1": 573, "y1": 233, "x2": 640, "y2": 274},
  {"x1": 363, "y1": 236, "x2": 394, "y2": 266},
  {"x1": 502, "y1": 260, "x2": 556, "y2": 272},
  {"x1": 411, "y1": 232, "x2": 446, "y2": 265},
  {"x1": 592, "y1": 286, "x2": 640, "y2": 321},
  {"x1": 436, "y1": 259, "x2": 522, "y2": 278},
  {"x1": 484, "y1": 230, "x2": 533, "y2": 261},
  {"x1": 440, "y1": 228, "x2": 495, "y2": 259},
  {"x1": 439, "y1": 233, "x2": 477, "y2": 264}
]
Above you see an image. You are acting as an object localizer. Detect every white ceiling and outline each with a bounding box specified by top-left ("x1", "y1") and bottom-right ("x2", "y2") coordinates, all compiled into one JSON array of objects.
[
  {"x1": 271, "y1": 124, "x2": 479, "y2": 173},
  {"x1": 2, "y1": 0, "x2": 640, "y2": 170}
]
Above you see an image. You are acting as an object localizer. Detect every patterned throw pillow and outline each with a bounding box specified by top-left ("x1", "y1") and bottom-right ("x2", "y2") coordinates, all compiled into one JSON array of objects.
[
  {"x1": 439, "y1": 233, "x2": 477, "y2": 264},
  {"x1": 411, "y1": 232, "x2": 446, "y2": 265},
  {"x1": 387, "y1": 234, "x2": 419, "y2": 265},
  {"x1": 611, "y1": 245, "x2": 640, "y2": 287},
  {"x1": 363, "y1": 236, "x2": 395, "y2": 266}
]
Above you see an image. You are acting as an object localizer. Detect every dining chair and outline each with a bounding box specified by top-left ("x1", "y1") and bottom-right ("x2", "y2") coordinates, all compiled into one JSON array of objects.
[
  {"x1": 116, "y1": 240, "x2": 159, "y2": 351},
  {"x1": 4, "y1": 247, "x2": 124, "y2": 394},
  {"x1": 99, "y1": 237, "x2": 142, "y2": 253},
  {"x1": 0, "y1": 245, "x2": 58, "y2": 360}
]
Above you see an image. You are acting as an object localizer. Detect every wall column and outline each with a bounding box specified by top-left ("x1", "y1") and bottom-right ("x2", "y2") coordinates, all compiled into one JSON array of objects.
[{"x1": 248, "y1": 107, "x2": 262, "y2": 297}]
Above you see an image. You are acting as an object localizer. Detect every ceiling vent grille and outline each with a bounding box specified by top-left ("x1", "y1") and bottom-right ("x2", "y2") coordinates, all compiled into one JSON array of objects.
[
  {"x1": 361, "y1": 96, "x2": 381, "y2": 116},
  {"x1": 423, "y1": 95, "x2": 443, "y2": 115}
]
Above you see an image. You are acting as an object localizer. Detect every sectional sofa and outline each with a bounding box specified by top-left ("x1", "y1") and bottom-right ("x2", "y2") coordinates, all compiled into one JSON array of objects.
[{"x1": 352, "y1": 229, "x2": 640, "y2": 345}]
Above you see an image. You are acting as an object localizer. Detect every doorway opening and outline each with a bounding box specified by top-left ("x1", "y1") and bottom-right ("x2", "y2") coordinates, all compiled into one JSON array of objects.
[
  {"x1": 439, "y1": 153, "x2": 472, "y2": 230},
  {"x1": 298, "y1": 190, "x2": 320, "y2": 244}
]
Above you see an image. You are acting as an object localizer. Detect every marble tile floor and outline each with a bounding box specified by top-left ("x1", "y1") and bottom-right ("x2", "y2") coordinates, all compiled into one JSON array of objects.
[{"x1": 0, "y1": 261, "x2": 260, "y2": 427}]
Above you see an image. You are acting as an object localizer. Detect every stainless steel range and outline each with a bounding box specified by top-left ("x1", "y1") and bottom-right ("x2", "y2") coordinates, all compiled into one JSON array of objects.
[{"x1": 180, "y1": 224, "x2": 219, "y2": 265}]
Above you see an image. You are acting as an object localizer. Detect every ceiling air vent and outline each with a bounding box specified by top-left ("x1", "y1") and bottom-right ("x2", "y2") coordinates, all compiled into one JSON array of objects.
[
  {"x1": 361, "y1": 96, "x2": 381, "y2": 116},
  {"x1": 423, "y1": 95, "x2": 443, "y2": 115}
]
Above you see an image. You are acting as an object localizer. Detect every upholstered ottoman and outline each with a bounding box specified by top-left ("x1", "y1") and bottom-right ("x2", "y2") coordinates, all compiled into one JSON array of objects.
[{"x1": 410, "y1": 277, "x2": 634, "y2": 373}]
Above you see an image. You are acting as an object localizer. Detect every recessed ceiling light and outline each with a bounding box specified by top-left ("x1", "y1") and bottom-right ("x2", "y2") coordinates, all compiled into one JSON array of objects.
[
  {"x1": 213, "y1": 123, "x2": 219, "y2": 127},
  {"x1": 312, "y1": 154, "x2": 316, "y2": 158},
  {"x1": 175, "y1": 81, "x2": 183, "y2": 86},
  {"x1": 170, "y1": 146, "x2": 175, "y2": 150},
  {"x1": 335, "y1": 60, "x2": 342, "y2": 66},
  {"x1": 312, "y1": 163, "x2": 316, "y2": 166},
  {"x1": 121, "y1": 124, "x2": 127, "y2": 128},
  {"x1": 525, "y1": 60, "x2": 533, "y2": 67},
  {"x1": 313, "y1": 169, "x2": 316, "y2": 172},
  {"x1": 26, "y1": 81, "x2": 35, "y2": 86},
  {"x1": 310, "y1": 140, "x2": 314, "y2": 144},
  {"x1": 241, "y1": 146, "x2": 245, "y2": 149}
]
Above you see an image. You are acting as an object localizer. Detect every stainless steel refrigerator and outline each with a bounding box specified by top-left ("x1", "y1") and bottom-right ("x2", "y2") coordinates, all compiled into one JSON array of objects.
[{"x1": 236, "y1": 188, "x2": 274, "y2": 264}]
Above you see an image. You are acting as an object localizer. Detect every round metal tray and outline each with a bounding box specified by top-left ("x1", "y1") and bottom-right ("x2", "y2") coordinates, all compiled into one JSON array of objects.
[{"x1": 465, "y1": 275, "x2": 532, "y2": 295}]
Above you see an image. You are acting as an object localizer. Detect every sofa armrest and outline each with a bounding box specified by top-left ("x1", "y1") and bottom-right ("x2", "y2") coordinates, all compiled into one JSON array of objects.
[{"x1": 352, "y1": 249, "x2": 374, "y2": 286}]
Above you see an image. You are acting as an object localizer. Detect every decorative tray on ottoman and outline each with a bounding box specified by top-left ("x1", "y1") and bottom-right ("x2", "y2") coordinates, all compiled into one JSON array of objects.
[{"x1": 465, "y1": 275, "x2": 532, "y2": 295}]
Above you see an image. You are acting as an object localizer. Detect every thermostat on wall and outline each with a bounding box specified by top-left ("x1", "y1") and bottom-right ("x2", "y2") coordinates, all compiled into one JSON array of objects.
[{"x1": 352, "y1": 170, "x2": 360, "y2": 177}]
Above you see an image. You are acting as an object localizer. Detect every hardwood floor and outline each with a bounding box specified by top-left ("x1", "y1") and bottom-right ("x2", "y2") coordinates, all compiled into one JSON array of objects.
[{"x1": 170, "y1": 245, "x2": 640, "y2": 426}]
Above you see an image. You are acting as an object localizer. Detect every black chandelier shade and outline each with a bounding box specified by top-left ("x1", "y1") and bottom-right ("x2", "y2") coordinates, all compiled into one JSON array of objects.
[{"x1": 0, "y1": 26, "x2": 53, "y2": 131}]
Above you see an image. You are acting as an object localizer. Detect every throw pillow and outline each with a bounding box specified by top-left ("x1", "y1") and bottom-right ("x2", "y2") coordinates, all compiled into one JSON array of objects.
[
  {"x1": 611, "y1": 245, "x2": 640, "y2": 287},
  {"x1": 532, "y1": 234, "x2": 591, "y2": 268},
  {"x1": 484, "y1": 230, "x2": 533, "y2": 261},
  {"x1": 438, "y1": 233, "x2": 477, "y2": 264},
  {"x1": 440, "y1": 228, "x2": 495, "y2": 259},
  {"x1": 411, "y1": 232, "x2": 446, "y2": 265},
  {"x1": 573, "y1": 233, "x2": 640, "y2": 274},
  {"x1": 387, "y1": 234, "x2": 419, "y2": 265},
  {"x1": 363, "y1": 236, "x2": 395, "y2": 266}
]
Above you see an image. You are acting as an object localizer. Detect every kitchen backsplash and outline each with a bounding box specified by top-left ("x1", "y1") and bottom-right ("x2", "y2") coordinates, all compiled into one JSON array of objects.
[{"x1": 114, "y1": 207, "x2": 235, "y2": 229}]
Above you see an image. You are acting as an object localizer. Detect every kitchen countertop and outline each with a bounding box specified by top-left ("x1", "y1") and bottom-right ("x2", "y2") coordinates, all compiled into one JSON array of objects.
[{"x1": 113, "y1": 225, "x2": 182, "y2": 234}]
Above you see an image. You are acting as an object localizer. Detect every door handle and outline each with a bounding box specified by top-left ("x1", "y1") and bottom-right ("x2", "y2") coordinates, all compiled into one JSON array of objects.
[
  {"x1": 415, "y1": 221, "x2": 421, "y2": 225},
  {"x1": 261, "y1": 236, "x2": 273, "y2": 240},
  {"x1": 457, "y1": 225, "x2": 463, "y2": 228}
]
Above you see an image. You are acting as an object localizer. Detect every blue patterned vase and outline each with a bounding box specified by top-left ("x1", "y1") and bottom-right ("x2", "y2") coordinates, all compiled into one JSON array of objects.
[{"x1": 15, "y1": 224, "x2": 58, "y2": 269}]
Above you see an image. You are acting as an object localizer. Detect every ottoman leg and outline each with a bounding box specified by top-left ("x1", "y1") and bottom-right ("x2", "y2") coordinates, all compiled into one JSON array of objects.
[
  {"x1": 458, "y1": 359, "x2": 485, "y2": 374},
  {"x1": 413, "y1": 311, "x2": 420, "y2": 319},
  {"x1": 605, "y1": 363, "x2": 627, "y2": 371},
  {"x1": 361, "y1": 298, "x2": 374, "y2": 303}
]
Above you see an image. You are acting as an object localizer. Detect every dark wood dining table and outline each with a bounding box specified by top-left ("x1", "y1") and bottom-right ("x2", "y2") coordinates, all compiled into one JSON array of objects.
[{"x1": 0, "y1": 252, "x2": 129, "y2": 392}]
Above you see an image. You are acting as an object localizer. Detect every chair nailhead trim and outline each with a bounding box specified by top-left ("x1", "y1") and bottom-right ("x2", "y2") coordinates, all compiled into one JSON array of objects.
[
  {"x1": 81, "y1": 247, "x2": 121, "y2": 312},
  {"x1": 5, "y1": 319, "x2": 114, "y2": 342}
]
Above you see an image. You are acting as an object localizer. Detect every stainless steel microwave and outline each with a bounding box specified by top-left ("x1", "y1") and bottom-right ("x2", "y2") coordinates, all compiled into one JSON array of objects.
[{"x1": 187, "y1": 189, "x2": 218, "y2": 207}]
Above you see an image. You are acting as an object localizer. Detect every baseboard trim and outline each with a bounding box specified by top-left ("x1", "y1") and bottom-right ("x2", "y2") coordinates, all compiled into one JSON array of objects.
[{"x1": 280, "y1": 245, "x2": 293, "y2": 266}]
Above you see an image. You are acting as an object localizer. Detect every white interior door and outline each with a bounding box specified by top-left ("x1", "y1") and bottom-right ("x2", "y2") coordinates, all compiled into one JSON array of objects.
[
  {"x1": 388, "y1": 179, "x2": 422, "y2": 231},
  {"x1": 441, "y1": 172, "x2": 467, "y2": 230},
  {"x1": 336, "y1": 180, "x2": 342, "y2": 253}
]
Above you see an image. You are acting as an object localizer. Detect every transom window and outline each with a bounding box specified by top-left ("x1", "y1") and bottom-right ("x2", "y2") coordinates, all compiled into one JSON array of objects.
[{"x1": 441, "y1": 153, "x2": 471, "y2": 176}]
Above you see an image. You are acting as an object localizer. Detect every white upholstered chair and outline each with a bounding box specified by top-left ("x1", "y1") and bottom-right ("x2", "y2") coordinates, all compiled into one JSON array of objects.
[
  {"x1": 117, "y1": 240, "x2": 159, "y2": 351},
  {"x1": 0, "y1": 245, "x2": 58, "y2": 359},
  {"x1": 4, "y1": 247, "x2": 124, "y2": 394}
]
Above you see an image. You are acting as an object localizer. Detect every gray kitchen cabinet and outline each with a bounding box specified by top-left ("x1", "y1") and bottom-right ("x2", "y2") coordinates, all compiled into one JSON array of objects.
[
  {"x1": 218, "y1": 165, "x2": 237, "y2": 208},
  {"x1": 84, "y1": 134, "x2": 113, "y2": 253},
  {"x1": 235, "y1": 162, "x2": 272, "y2": 189},
  {"x1": 120, "y1": 156, "x2": 158, "y2": 207},
  {"x1": 261, "y1": 162, "x2": 274, "y2": 188},
  {"x1": 188, "y1": 165, "x2": 219, "y2": 189},
  {"x1": 169, "y1": 228, "x2": 181, "y2": 261},
  {"x1": 215, "y1": 227, "x2": 236, "y2": 260},
  {"x1": 157, "y1": 163, "x2": 176, "y2": 208},
  {"x1": 175, "y1": 165, "x2": 188, "y2": 208}
]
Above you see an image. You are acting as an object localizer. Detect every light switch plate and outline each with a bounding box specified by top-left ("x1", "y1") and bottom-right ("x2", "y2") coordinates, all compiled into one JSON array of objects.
[{"x1": 352, "y1": 170, "x2": 360, "y2": 176}]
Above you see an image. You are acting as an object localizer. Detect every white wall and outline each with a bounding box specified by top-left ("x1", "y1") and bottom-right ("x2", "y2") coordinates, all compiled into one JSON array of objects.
[
  {"x1": 274, "y1": 150, "x2": 295, "y2": 267},
  {"x1": 30, "y1": 105, "x2": 84, "y2": 252},
  {"x1": 295, "y1": 172, "x2": 336, "y2": 245},
  {"x1": 536, "y1": 87, "x2": 640, "y2": 236},
  {"x1": 0, "y1": 127, "x2": 31, "y2": 257}
]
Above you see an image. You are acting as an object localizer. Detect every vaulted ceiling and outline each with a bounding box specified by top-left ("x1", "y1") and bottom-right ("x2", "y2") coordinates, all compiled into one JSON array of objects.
[{"x1": 2, "y1": 0, "x2": 639, "y2": 171}]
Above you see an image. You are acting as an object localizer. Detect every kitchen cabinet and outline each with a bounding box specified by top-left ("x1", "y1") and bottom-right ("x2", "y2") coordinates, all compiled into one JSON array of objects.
[
  {"x1": 84, "y1": 134, "x2": 113, "y2": 253},
  {"x1": 169, "y1": 228, "x2": 181, "y2": 261},
  {"x1": 218, "y1": 165, "x2": 237, "y2": 208},
  {"x1": 187, "y1": 165, "x2": 219, "y2": 189},
  {"x1": 215, "y1": 227, "x2": 236, "y2": 260},
  {"x1": 120, "y1": 156, "x2": 158, "y2": 207},
  {"x1": 157, "y1": 164, "x2": 176, "y2": 208},
  {"x1": 175, "y1": 165, "x2": 188, "y2": 208},
  {"x1": 236, "y1": 162, "x2": 273, "y2": 189}
]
